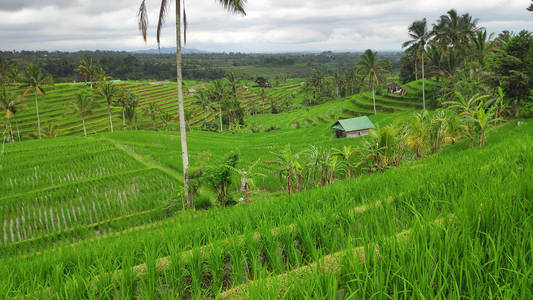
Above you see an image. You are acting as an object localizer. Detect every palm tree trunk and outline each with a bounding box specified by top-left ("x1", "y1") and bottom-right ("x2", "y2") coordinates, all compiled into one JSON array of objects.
[
  {"x1": 219, "y1": 103, "x2": 223, "y2": 132},
  {"x1": 34, "y1": 90, "x2": 42, "y2": 139},
  {"x1": 14, "y1": 116, "x2": 21, "y2": 141},
  {"x1": 421, "y1": 51, "x2": 426, "y2": 111},
  {"x1": 175, "y1": 0, "x2": 191, "y2": 208},
  {"x1": 415, "y1": 59, "x2": 418, "y2": 81},
  {"x1": 82, "y1": 117, "x2": 87, "y2": 137},
  {"x1": 122, "y1": 109, "x2": 126, "y2": 128},
  {"x1": 8, "y1": 122, "x2": 14, "y2": 142},
  {"x1": 107, "y1": 104, "x2": 114, "y2": 132},
  {"x1": 372, "y1": 84, "x2": 377, "y2": 115}
]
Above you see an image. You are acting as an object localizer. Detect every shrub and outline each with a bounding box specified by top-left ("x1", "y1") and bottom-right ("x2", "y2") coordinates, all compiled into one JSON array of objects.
[{"x1": 194, "y1": 195, "x2": 212, "y2": 210}]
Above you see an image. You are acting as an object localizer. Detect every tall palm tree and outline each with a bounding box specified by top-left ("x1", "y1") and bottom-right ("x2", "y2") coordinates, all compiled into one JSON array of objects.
[
  {"x1": 470, "y1": 29, "x2": 494, "y2": 67},
  {"x1": 403, "y1": 18, "x2": 431, "y2": 110},
  {"x1": 0, "y1": 86, "x2": 24, "y2": 142},
  {"x1": 137, "y1": 0, "x2": 246, "y2": 208},
  {"x1": 426, "y1": 44, "x2": 443, "y2": 80},
  {"x1": 125, "y1": 93, "x2": 140, "y2": 130},
  {"x1": 210, "y1": 79, "x2": 227, "y2": 132},
  {"x1": 432, "y1": 9, "x2": 478, "y2": 57},
  {"x1": 357, "y1": 49, "x2": 390, "y2": 115},
  {"x1": 195, "y1": 89, "x2": 210, "y2": 122},
  {"x1": 21, "y1": 64, "x2": 53, "y2": 139},
  {"x1": 76, "y1": 57, "x2": 94, "y2": 87},
  {"x1": 68, "y1": 92, "x2": 99, "y2": 137},
  {"x1": 94, "y1": 81, "x2": 119, "y2": 132},
  {"x1": 114, "y1": 89, "x2": 129, "y2": 129},
  {"x1": 0, "y1": 57, "x2": 8, "y2": 84},
  {"x1": 144, "y1": 103, "x2": 161, "y2": 130}
]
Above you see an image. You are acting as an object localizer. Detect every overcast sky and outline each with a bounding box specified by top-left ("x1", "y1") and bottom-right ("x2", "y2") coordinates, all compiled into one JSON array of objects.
[{"x1": 0, "y1": 0, "x2": 532, "y2": 53}]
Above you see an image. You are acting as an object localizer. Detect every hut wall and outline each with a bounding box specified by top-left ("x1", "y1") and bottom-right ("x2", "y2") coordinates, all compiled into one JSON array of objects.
[{"x1": 345, "y1": 129, "x2": 369, "y2": 138}]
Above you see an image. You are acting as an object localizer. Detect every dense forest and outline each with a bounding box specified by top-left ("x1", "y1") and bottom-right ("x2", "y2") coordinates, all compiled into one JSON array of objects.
[{"x1": 0, "y1": 50, "x2": 402, "y2": 82}]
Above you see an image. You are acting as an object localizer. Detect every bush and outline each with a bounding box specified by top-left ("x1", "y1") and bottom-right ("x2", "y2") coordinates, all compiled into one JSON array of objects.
[{"x1": 194, "y1": 195, "x2": 212, "y2": 210}]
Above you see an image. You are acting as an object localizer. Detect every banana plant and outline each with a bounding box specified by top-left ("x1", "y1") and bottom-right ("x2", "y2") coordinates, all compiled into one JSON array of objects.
[
  {"x1": 226, "y1": 159, "x2": 265, "y2": 202},
  {"x1": 332, "y1": 145, "x2": 360, "y2": 178}
]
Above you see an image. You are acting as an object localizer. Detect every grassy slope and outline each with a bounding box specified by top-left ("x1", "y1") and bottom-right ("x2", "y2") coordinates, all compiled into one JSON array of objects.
[{"x1": 0, "y1": 119, "x2": 530, "y2": 298}]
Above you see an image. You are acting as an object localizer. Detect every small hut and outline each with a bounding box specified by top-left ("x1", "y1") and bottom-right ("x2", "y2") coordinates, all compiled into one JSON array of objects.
[
  {"x1": 332, "y1": 116, "x2": 375, "y2": 138},
  {"x1": 386, "y1": 83, "x2": 407, "y2": 96}
]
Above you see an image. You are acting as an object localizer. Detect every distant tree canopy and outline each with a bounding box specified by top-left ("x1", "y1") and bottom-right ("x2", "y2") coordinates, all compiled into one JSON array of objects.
[{"x1": 0, "y1": 51, "x2": 402, "y2": 83}]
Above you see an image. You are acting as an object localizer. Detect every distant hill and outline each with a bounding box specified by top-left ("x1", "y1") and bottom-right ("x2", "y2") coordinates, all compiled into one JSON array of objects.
[{"x1": 132, "y1": 47, "x2": 207, "y2": 54}]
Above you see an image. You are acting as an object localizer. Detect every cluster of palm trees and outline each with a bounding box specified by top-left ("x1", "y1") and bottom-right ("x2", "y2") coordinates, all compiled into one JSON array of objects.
[
  {"x1": 303, "y1": 52, "x2": 391, "y2": 114},
  {"x1": 69, "y1": 81, "x2": 143, "y2": 136},
  {"x1": 0, "y1": 63, "x2": 54, "y2": 141},
  {"x1": 194, "y1": 73, "x2": 246, "y2": 132},
  {"x1": 401, "y1": 9, "x2": 506, "y2": 110},
  {"x1": 75, "y1": 57, "x2": 109, "y2": 88}
]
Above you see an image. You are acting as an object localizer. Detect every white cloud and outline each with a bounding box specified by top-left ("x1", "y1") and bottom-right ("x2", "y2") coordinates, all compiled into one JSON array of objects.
[{"x1": 0, "y1": 0, "x2": 531, "y2": 52}]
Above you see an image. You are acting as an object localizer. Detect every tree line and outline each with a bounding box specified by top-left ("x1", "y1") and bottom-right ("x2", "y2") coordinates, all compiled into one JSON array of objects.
[{"x1": 399, "y1": 9, "x2": 533, "y2": 117}]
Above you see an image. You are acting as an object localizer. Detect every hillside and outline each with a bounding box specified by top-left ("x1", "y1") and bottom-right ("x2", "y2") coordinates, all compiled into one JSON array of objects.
[
  {"x1": 0, "y1": 118, "x2": 531, "y2": 298},
  {"x1": 0, "y1": 79, "x2": 427, "y2": 139}
]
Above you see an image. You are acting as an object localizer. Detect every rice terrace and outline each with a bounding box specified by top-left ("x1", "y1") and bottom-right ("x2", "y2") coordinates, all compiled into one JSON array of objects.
[{"x1": 0, "y1": 0, "x2": 532, "y2": 299}]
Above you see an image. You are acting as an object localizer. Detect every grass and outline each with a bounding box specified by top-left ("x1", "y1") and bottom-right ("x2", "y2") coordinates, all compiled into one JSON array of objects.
[{"x1": 0, "y1": 117, "x2": 530, "y2": 298}]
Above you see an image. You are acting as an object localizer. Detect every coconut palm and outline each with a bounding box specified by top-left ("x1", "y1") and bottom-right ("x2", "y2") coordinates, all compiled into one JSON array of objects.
[
  {"x1": 403, "y1": 19, "x2": 431, "y2": 110},
  {"x1": 124, "y1": 93, "x2": 140, "y2": 130},
  {"x1": 5, "y1": 61, "x2": 20, "y2": 84},
  {"x1": 0, "y1": 57, "x2": 9, "y2": 84},
  {"x1": 0, "y1": 87, "x2": 24, "y2": 142},
  {"x1": 357, "y1": 49, "x2": 390, "y2": 115},
  {"x1": 470, "y1": 29, "x2": 494, "y2": 67},
  {"x1": 94, "y1": 81, "x2": 119, "y2": 132},
  {"x1": 426, "y1": 44, "x2": 443, "y2": 80},
  {"x1": 432, "y1": 9, "x2": 478, "y2": 57},
  {"x1": 143, "y1": 103, "x2": 161, "y2": 130},
  {"x1": 210, "y1": 79, "x2": 227, "y2": 132},
  {"x1": 113, "y1": 89, "x2": 130, "y2": 129},
  {"x1": 75, "y1": 57, "x2": 99, "y2": 88},
  {"x1": 194, "y1": 89, "x2": 211, "y2": 126},
  {"x1": 68, "y1": 92, "x2": 99, "y2": 137},
  {"x1": 21, "y1": 64, "x2": 53, "y2": 140},
  {"x1": 137, "y1": 0, "x2": 246, "y2": 208}
]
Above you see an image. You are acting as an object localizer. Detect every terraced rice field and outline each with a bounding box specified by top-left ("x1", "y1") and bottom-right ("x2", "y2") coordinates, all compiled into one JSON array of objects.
[
  {"x1": 0, "y1": 120, "x2": 530, "y2": 298},
  {"x1": 1, "y1": 79, "x2": 426, "y2": 139},
  {"x1": 0, "y1": 136, "x2": 182, "y2": 256}
]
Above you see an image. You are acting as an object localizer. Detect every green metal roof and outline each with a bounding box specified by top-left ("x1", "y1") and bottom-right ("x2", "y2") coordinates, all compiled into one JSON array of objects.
[{"x1": 332, "y1": 116, "x2": 375, "y2": 132}]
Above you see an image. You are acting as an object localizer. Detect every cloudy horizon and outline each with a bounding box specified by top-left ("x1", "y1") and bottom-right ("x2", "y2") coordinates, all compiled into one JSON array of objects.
[{"x1": 0, "y1": 0, "x2": 532, "y2": 53}]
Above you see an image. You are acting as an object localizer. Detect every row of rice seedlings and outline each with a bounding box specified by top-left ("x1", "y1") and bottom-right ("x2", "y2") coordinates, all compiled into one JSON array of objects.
[
  {"x1": 1, "y1": 186, "x2": 394, "y2": 297},
  {"x1": 1, "y1": 150, "x2": 143, "y2": 194},
  {"x1": 272, "y1": 180, "x2": 532, "y2": 299},
  {"x1": 2, "y1": 137, "x2": 112, "y2": 160},
  {"x1": 19, "y1": 178, "x2": 458, "y2": 298},
  {"x1": 34, "y1": 193, "x2": 439, "y2": 299},
  {"x1": 1, "y1": 122, "x2": 529, "y2": 297},
  {"x1": 0, "y1": 169, "x2": 180, "y2": 252}
]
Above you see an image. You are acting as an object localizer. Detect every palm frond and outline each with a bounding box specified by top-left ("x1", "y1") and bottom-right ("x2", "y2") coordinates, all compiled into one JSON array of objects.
[
  {"x1": 183, "y1": 0, "x2": 188, "y2": 44},
  {"x1": 156, "y1": 0, "x2": 170, "y2": 50},
  {"x1": 138, "y1": 0, "x2": 148, "y2": 42},
  {"x1": 219, "y1": 0, "x2": 247, "y2": 15}
]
